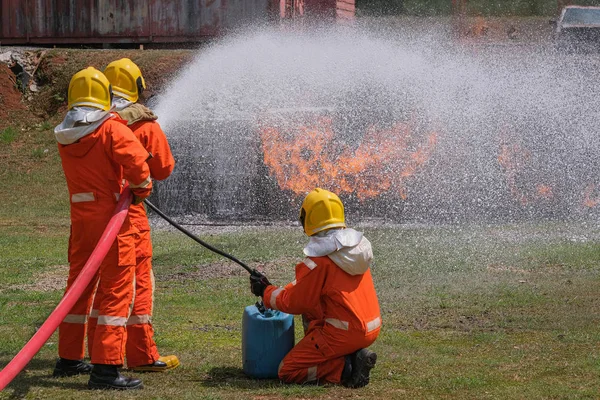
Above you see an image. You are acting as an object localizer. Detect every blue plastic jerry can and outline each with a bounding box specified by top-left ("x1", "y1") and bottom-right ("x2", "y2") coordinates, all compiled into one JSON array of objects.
[{"x1": 242, "y1": 303, "x2": 294, "y2": 378}]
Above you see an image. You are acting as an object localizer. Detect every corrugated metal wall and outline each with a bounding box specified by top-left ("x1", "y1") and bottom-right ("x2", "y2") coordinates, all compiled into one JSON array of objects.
[
  {"x1": 337, "y1": 0, "x2": 355, "y2": 19},
  {"x1": 277, "y1": 0, "x2": 354, "y2": 19},
  {"x1": 0, "y1": 0, "x2": 273, "y2": 44}
]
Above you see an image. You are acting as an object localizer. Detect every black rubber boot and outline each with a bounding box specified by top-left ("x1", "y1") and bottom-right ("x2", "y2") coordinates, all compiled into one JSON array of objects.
[
  {"x1": 130, "y1": 359, "x2": 167, "y2": 372},
  {"x1": 130, "y1": 355, "x2": 180, "y2": 372},
  {"x1": 342, "y1": 348, "x2": 377, "y2": 388},
  {"x1": 340, "y1": 355, "x2": 353, "y2": 386},
  {"x1": 88, "y1": 364, "x2": 143, "y2": 390},
  {"x1": 52, "y1": 358, "x2": 93, "y2": 377}
]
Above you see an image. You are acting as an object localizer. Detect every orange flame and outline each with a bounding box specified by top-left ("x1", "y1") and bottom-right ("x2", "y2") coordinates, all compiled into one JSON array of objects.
[
  {"x1": 536, "y1": 184, "x2": 553, "y2": 199},
  {"x1": 469, "y1": 17, "x2": 488, "y2": 37},
  {"x1": 583, "y1": 183, "x2": 600, "y2": 208},
  {"x1": 260, "y1": 117, "x2": 437, "y2": 201}
]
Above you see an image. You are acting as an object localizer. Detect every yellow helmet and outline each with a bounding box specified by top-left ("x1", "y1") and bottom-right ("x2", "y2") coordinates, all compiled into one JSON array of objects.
[
  {"x1": 299, "y1": 188, "x2": 346, "y2": 236},
  {"x1": 67, "y1": 67, "x2": 112, "y2": 111},
  {"x1": 104, "y1": 58, "x2": 146, "y2": 103}
]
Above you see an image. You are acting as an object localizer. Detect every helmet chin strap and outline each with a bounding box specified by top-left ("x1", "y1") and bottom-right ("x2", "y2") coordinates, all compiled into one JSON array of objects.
[
  {"x1": 299, "y1": 208, "x2": 307, "y2": 233},
  {"x1": 136, "y1": 76, "x2": 145, "y2": 96}
]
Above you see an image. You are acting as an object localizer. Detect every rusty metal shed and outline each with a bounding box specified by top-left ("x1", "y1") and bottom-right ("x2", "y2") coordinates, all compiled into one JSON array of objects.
[
  {"x1": 0, "y1": 0, "x2": 354, "y2": 45},
  {"x1": 0, "y1": 0, "x2": 275, "y2": 44}
]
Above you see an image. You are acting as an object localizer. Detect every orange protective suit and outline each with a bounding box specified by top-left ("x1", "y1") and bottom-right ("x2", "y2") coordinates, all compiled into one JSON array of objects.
[
  {"x1": 88, "y1": 112, "x2": 175, "y2": 367},
  {"x1": 262, "y1": 230, "x2": 381, "y2": 385},
  {"x1": 57, "y1": 117, "x2": 152, "y2": 366}
]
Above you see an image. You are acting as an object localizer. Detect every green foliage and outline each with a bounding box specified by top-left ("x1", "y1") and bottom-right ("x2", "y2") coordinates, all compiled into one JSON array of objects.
[
  {"x1": 30, "y1": 147, "x2": 48, "y2": 159},
  {"x1": 0, "y1": 126, "x2": 18, "y2": 144},
  {"x1": 403, "y1": 0, "x2": 452, "y2": 16},
  {"x1": 467, "y1": 0, "x2": 556, "y2": 17},
  {"x1": 357, "y1": 0, "x2": 565, "y2": 16}
]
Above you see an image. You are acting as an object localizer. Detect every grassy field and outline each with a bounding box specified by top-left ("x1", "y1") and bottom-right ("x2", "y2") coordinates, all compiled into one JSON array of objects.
[
  {"x1": 2, "y1": 119, "x2": 600, "y2": 399},
  {"x1": 2, "y1": 43, "x2": 600, "y2": 398}
]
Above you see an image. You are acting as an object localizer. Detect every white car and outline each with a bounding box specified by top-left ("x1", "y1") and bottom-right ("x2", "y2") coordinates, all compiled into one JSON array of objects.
[{"x1": 554, "y1": 5, "x2": 600, "y2": 52}]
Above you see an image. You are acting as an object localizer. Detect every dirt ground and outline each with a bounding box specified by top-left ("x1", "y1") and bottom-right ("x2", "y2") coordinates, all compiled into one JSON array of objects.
[
  {"x1": 3, "y1": 265, "x2": 68, "y2": 293},
  {"x1": 0, "y1": 64, "x2": 25, "y2": 123},
  {"x1": 0, "y1": 48, "x2": 195, "y2": 129}
]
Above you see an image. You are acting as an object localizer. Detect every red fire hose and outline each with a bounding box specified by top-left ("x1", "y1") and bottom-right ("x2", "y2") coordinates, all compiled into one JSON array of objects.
[{"x1": 0, "y1": 187, "x2": 133, "y2": 391}]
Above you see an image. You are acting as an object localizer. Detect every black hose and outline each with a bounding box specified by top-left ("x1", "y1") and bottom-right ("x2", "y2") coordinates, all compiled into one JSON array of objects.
[{"x1": 144, "y1": 199, "x2": 255, "y2": 275}]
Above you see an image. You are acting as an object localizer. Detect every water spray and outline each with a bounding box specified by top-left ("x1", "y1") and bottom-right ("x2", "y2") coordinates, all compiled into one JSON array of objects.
[
  {"x1": 143, "y1": 199, "x2": 256, "y2": 275},
  {"x1": 0, "y1": 187, "x2": 133, "y2": 391},
  {"x1": 155, "y1": 24, "x2": 600, "y2": 223}
]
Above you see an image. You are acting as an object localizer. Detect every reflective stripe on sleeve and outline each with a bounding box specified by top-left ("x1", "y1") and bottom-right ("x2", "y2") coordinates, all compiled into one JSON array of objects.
[
  {"x1": 269, "y1": 287, "x2": 284, "y2": 311},
  {"x1": 291, "y1": 279, "x2": 297, "y2": 286},
  {"x1": 303, "y1": 258, "x2": 317, "y2": 270},
  {"x1": 89, "y1": 309, "x2": 99, "y2": 318},
  {"x1": 127, "y1": 314, "x2": 151, "y2": 325},
  {"x1": 97, "y1": 315, "x2": 128, "y2": 326},
  {"x1": 129, "y1": 176, "x2": 151, "y2": 189},
  {"x1": 325, "y1": 318, "x2": 349, "y2": 330},
  {"x1": 306, "y1": 366, "x2": 317, "y2": 383},
  {"x1": 366, "y1": 316, "x2": 382, "y2": 332},
  {"x1": 63, "y1": 314, "x2": 88, "y2": 324},
  {"x1": 71, "y1": 192, "x2": 95, "y2": 203}
]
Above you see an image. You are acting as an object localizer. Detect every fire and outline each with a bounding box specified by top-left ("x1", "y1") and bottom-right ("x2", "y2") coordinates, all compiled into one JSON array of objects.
[
  {"x1": 469, "y1": 16, "x2": 489, "y2": 37},
  {"x1": 583, "y1": 183, "x2": 600, "y2": 208},
  {"x1": 260, "y1": 117, "x2": 437, "y2": 201},
  {"x1": 536, "y1": 184, "x2": 553, "y2": 199}
]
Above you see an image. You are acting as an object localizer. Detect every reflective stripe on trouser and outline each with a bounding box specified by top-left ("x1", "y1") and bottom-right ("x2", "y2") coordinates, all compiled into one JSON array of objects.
[
  {"x1": 87, "y1": 308, "x2": 98, "y2": 359},
  {"x1": 88, "y1": 263, "x2": 136, "y2": 362},
  {"x1": 278, "y1": 325, "x2": 379, "y2": 384},
  {"x1": 126, "y1": 251, "x2": 160, "y2": 368},
  {"x1": 58, "y1": 270, "x2": 100, "y2": 361}
]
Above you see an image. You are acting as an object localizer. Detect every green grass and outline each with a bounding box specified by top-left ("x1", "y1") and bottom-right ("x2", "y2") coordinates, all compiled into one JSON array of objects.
[
  {"x1": 0, "y1": 127, "x2": 18, "y2": 144},
  {"x1": 2, "y1": 126, "x2": 600, "y2": 398},
  {"x1": 3, "y1": 54, "x2": 600, "y2": 397},
  {"x1": 0, "y1": 115, "x2": 69, "y2": 227},
  {"x1": 2, "y1": 221, "x2": 600, "y2": 399}
]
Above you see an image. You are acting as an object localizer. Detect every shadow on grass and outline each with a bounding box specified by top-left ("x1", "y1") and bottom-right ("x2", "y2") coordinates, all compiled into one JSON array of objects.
[
  {"x1": 0, "y1": 356, "x2": 87, "y2": 398},
  {"x1": 200, "y1": 366, "x2": 282, "y2": 389}
]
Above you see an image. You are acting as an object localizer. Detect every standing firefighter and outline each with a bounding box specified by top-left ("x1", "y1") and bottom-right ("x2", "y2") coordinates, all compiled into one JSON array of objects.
[
  {"x1": 91, "y1": 58, "x2": 178, "y2": 372},
  {"x1": 250, "y1": 188, "x2": 381, "y2": 387},
  {"x1": 53, "y1": 67, "x2": 152, "y2": 390}
]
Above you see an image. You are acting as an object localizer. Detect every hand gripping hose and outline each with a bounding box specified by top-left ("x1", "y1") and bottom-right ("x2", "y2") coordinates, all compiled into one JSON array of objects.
[
  {"x1": 0, "y1": 187, "x2": 133, "y2": 391},
  {"x1": 143, "y1": 199, "x2": 255, "y2": 275}
]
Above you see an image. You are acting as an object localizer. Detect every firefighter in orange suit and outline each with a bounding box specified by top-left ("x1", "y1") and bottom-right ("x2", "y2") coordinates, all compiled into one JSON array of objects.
[
  {"x1": 52, "y1": 67, "x2": 152, "y2": 390},
  {"x1": 90, "y1": 58, "x2": 178, "y2": 372},
  {"x1": 250, "y1": 188, "x2": 381, "y2": 388}
]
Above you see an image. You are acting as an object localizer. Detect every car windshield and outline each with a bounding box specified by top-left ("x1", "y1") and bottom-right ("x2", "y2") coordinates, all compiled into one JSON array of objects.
[{"x1": 562, "y1": 8, "x2": 600, "y2": 26}]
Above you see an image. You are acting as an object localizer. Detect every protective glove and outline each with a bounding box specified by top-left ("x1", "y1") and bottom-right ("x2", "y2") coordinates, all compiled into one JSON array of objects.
[
  {"x1": 130, "y1": 185, "x2": 152, "y2": 205},
  {"x1": 250, "y1": 270, "x2": 271, "y2": 297},
  {"x1": 132, "y1": 194, "x2": 146, "y2": 205}
]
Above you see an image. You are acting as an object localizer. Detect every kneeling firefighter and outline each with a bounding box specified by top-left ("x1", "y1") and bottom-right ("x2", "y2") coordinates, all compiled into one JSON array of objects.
[
  {"x1": 86, "y1": 58, "x2": 179, "y2": 372},
  {"x1": 250, "y1": 188, "x2": 381, "y2": 387},
  {"x1": 53, "y1": 67, "x2": 153, "y2": 389}
]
